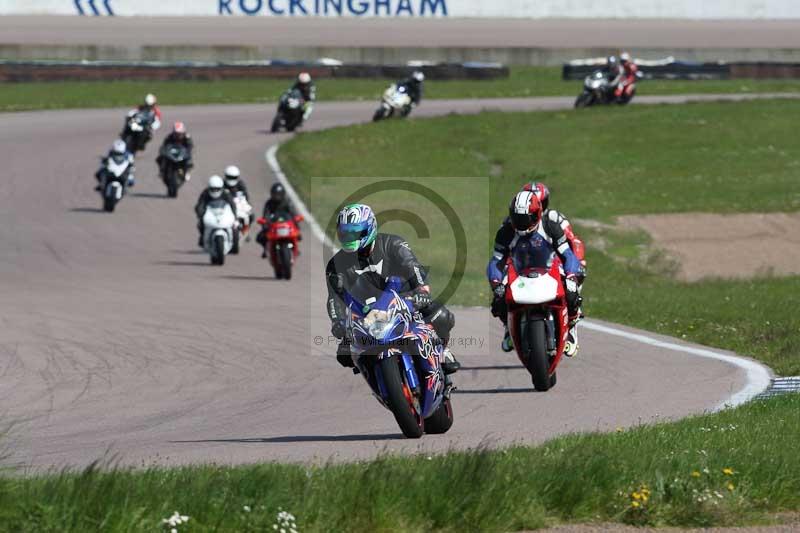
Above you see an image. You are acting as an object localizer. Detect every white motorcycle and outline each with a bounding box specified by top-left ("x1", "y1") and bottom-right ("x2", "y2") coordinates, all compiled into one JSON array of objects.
[
  {"x1": 232, "y1": 192, "x2": 253, "y2": 254},
  {"x1": 99, "y1": 154, "x2": 134, "y2": 213},
  {"x1": 203, "y1": 199, "x2": 238, "y2": 265},
  {"x1": 373, "y1": 84, "x2": 413, "y2": 122}
]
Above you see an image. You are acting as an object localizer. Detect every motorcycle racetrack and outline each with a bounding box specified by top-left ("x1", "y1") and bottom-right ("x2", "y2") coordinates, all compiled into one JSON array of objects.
[{"x1": 0, "y1": 95, "x2": 775, "y2": 470}]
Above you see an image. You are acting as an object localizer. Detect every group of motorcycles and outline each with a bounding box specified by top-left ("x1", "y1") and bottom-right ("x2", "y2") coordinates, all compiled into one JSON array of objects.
[
  {"x1": 97, "y1": 109, "x2": 191, "y2": 212},
  {"x1": 269, "y1": 81, "x2": 418, "y2": 134}
]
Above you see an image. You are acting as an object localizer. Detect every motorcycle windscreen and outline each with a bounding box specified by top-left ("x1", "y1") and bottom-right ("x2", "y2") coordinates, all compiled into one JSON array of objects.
[{"x1": 509, "y1": 236, "x2": 559, "y2": 304}]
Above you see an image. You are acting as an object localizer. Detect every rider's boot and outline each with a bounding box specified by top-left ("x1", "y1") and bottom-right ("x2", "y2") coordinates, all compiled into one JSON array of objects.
[
  {"x1": 501, "y1": 326, "x2": 514, "y2": 352},
  {"x1": 565, "y1": 319, "x2": 580, "y2": 357},
  {"x1": 442, "y1": 347, "x2": 460, "y2": 374}
]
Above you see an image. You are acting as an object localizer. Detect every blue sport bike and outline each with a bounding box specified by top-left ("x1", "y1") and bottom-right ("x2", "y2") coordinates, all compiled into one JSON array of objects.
[{"x1": 343, "y1": 276, "x2": 454, "y2": 438}]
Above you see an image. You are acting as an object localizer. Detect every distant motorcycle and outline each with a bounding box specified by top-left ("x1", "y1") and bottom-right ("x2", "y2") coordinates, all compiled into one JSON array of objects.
[
  {"x1": 503, "y1": 241, "x2": 570, "y2": 391},
  {"x1": 202, "y1": 199, "x2": 237, "y2": 266},
  {"x1": 258, "y1": 213, "x2": 302, "y2": 280},
  {"x1": 97, "y1": 153, "x2": 133, "y2": 213},
  {"x1": 575, "y1": 69, "x2": 638, "y2": 108},
  {"x1": 271, "y1": 89, "x2": 306, "y2": 133},
  {"x1": 159, "y1": 143, "x2": 190, "y2": 198},
  {"x1": 344, "y1": 276, "x2": 454, "y2": 438},
  {"x1": 121, "y1": 110, "x2": 155, "y2": 152},
  {"x1": 373, "y1": 84, "x2": 413, "y2": 121},
  {"x1": 232, "y1": 192, "x2": 253, "y2": 253}
]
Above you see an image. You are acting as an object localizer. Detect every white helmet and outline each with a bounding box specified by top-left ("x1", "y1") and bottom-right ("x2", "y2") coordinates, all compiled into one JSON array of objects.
[
  {"x1": 620, "y1": 52, "x2": 632, "y2": 64},
  {"x1": 112, "y1": 139, "x2": 127, "y2": 154},
  {"x1": 298, "y1": 72, "x2": 311, "y2": 84},
  {"x1": 412, "y1": 71, "x2": 425, "y2": 83},
  {"x1": 208, "y1": 175, "x2": 224, "y2": 199},
  {"x1": 224, "y1": 165, "x2": 241, "y2": 186},
  {"x1": 144, "y1": 93, "x2": 157, "y2": 106}
]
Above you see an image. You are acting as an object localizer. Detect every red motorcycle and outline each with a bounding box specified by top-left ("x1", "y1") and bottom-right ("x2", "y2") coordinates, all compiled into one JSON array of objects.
[
  {"x1": 504, "y1": 245, "x2": 569, "y2": 391},
  {"x1": 257, "y1": 213, "x2": 303, "y2": 280}
]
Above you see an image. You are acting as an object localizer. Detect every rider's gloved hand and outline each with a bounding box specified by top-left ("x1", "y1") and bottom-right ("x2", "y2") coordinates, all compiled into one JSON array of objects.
[
  {"x1": 492, "y1": 281, "x2": 506, "y2": 299},
  {"x1": 331, "y1": 320, "x2": 346, "y2": 340},
  {"x1": 410, "y1": 290, "x2": 432, "y2": 310}
]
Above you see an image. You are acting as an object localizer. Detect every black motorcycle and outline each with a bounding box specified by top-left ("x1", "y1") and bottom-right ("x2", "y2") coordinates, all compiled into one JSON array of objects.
[
  {"x1": 270, "y1": 89, "x2": 306, "y2": 133},
  {"x1": 159, "y1": 143, "x2": 190, "y2": 198},
  {"x1": 121, "y1": 110, "x2": 155, "y2": 152}
]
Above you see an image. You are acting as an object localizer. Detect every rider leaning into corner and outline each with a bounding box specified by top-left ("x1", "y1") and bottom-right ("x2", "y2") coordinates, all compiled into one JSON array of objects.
[
  {"x1": 487, "y1": 186, "x2": 586, "y2": 356},
  {"x1": 397, "y1": 71, "x2": 425, "y2": 107},
  {"x1": 325, "y1": 203, "x2": 461, "y2": 375},
  {"x1": 194, "y1": 175, "x2": 237, "y2": 247},
  {"x1": 605, "y1": 52, "x2": 640, "y2": 101},
  {"x1": 291, "y1": 72, "x2": 317, "y2": 121}
]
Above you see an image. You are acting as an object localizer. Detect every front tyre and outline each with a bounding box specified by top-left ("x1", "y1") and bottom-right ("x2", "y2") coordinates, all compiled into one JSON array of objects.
[
  {"x1": 522, "y1": 317, "x2": 552, "y2": 391},
  {"x1": 575, "y1": 92, "x2": 593, "y2": 108},
  {"x1": 231, "y1": 228, "x2": 240, "y2": 255},
  {"x1": 373, "y1": 106, "x2": 387, "y2": 122},
  {"x1": 424, "y1": 398, "x2": 453, "y2": 434},
  {"x1": 103, "y1": 195, "x2": 116, "y2": 213},
  {"x1": 379, "y1": 356, "x2": 424, "y2": 438},
  {"x1": 166, "y1": 168, "x2": 178, "y2": 198},
  {"x1": 279, "y1": 244, "x2": 292, "y2": 280},
  {"x1": 211, "y1": 234, "x2": 225, "y2": 266}
]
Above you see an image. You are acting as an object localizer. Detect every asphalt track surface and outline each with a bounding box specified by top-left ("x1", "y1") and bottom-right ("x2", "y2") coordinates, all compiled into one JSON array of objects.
[
  {"x1": 0, "y1": 94, "x2": 779, "y2": 470},
  {"x1": 3, "y1": 17, "x2": 800, "y2": 48}
]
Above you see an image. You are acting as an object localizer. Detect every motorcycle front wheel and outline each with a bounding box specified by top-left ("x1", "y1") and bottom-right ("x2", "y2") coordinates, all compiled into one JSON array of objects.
[
  {"x1": 424, "y1": 397, "x2": 453, "y2": 434},
  {"x1": 520, "y1": 315, "x2": 554, "y2": 391},
  {"x1": 379, "y1": 356, "x2": 424, "y2": 438},
  {"x1": 211, "y1": 234, "x2": 225, "y2": 266},
  {"x1": 574, "y1": 92, "x2": 594, "y2": 108},
  {"x1": 270, "y1": 115, "x2": 281, "y2": 133},
  {"x1": 279, "y1": 244, "x2": 292, "y2": 280},
  {"x1": 166, "y1": 169, "x2": 178, "y2": 198}
]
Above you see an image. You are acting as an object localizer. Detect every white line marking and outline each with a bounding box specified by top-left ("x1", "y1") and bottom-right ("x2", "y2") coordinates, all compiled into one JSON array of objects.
[
  {"x1": 266, "y1": 121, "x2": 773, "y2": 412},
  {"x1": 582, "y1": 320, "x2": 772, "y2": 410},
  {"x1": 265, "y1": 144, "x2": 336, "y2": 250}
]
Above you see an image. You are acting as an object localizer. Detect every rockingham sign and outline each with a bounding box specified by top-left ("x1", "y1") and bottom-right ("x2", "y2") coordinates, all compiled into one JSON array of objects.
[{"x1": 2, "y1": 0, "x2": 800, "y2": 18}]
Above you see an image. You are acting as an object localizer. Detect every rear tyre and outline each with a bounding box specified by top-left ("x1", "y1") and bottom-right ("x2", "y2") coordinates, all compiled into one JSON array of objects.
[
  {"x1": 424, "y1": 398, "x2": 453, "y2": 434},
  {"x1": 522, "y1": 317, "x2": 551, "y2": 391},
  {"x1": 379, "y1": 356, "x2": 424, "y2": 438},
  {"x1": 279, "y1": 245, "x2": 292, "y2": 280},
  {"x1": 212, "y1": 234, "x2": 225, "y2": 266}
]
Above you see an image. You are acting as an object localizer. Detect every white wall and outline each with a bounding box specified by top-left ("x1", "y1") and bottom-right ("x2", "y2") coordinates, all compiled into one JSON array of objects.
[{"x1": 2, "y1": 0, "x2": 800, "y2": 18}]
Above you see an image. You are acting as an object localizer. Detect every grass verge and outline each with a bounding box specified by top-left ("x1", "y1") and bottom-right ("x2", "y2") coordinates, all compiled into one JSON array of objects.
[
  {"x1": 279, "y1": 100, "x2": 800, "y2": 374},
  {"x1": 4, "y1": 67, "x2": 800, "y2": 112},
  {"x1": 1, "y1": 394, "x2": 798, "y2": 531}
]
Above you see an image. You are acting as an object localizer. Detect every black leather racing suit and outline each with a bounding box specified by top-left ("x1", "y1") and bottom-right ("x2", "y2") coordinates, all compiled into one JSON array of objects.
[
  {"x1": 396, "y1": 79, "x2": 423, "y2": 106},
  {"x1": 325, "y1": 233, "x2": 455, "y2": 361},
  {"x1": 156, "y1": 133, "x2": 194, "y2": 176},
  {"x1": 258, "y1": 197, "x2": 299, "y2": 248}
]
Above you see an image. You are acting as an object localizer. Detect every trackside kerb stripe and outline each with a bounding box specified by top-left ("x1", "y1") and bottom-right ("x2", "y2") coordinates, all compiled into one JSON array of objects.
[{"x1": 266, "y1": 134, "x2": 772, "y2": 412}]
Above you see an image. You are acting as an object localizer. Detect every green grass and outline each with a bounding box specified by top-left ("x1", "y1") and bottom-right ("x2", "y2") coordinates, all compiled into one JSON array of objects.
[
  {"x1": 2, "y1": 394, "x2": 798, "y2": 532},
  {"x1": 4, "y1": 67, "x2": 800, "y2": 112},
  {"x1": 279, "y1": 100, "x2": 800, "y2": 374}
]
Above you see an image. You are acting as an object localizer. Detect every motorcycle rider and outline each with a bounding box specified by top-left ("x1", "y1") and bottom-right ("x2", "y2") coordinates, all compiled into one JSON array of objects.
[
  {"x1": 138, "y1": 93, "x2": 162, "y2": 130},
  {"x1": 223, "y1": 165, "x2": 250, "y2": 201},
  {"x1": 396, "y1": 71, "x2": 425, "y2": 107},
  {"x1": 257, "y1": 182, "x2": 299, "y2": 258},
  {"x1": 326, "y1": 203, "x2": 460, "y2": 375},
  {"x1": 194, "y1": 175, "x2": 237, "y2": 248},
  {"x1": 487, "y1": 191, "x2": 584, "y2": 357},
  {"x1": 94, "y1": 139, "x2": 135, "y2": 191},
  {"x1": 156, "y1": 121, "x2": 194, "y2": 180},
  {"x1": 290, "y1": 72, "x2": 316, "y2": 121},
  {"x1": 614, "y1": 52, "x2": 640, "y2": 101}
]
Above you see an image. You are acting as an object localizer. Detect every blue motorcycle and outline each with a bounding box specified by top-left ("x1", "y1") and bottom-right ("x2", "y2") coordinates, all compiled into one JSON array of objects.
[{"x1": 344, "y1": 276, "x2": 454, "y2": 438}]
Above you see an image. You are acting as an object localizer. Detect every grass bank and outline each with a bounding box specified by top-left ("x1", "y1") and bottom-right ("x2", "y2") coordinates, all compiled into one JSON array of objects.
[
  {"x1": 279, "y1": 100, "x2": 800, "y2": 375},
  {"x1": 1, "y1": 394, "x2": 798, "y2": 532},
  {"x1": 4, "y1": 67, "x2": 800, "y2": 112}
]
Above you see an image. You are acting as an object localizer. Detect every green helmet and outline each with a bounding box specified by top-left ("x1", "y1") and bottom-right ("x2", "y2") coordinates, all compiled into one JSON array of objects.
[{"x1": 336, "y1": 203, "x2": 377, "y2": 253}]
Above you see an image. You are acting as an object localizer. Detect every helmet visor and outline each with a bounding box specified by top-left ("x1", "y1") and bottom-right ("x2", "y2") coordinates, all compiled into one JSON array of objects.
[
  {"x1": 510, "y1": 212, "x2": 540, "y2": 232},
  {"x1": 337, "y1": 223, "x2": 370, "y2": 252},
  {"x1": 209, "y1": 187, "x2": 223, "y2": 199}
]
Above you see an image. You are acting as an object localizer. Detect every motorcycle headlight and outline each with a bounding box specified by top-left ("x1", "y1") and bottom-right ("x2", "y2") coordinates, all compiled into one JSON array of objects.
[{"x1": 368, "y1": 320, "x2": 394, "y2": 340}]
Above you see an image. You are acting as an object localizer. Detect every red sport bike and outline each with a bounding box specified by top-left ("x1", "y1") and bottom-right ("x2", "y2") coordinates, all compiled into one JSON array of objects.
[
  {"x1": 257, "y1": 213, "x2": 303, "y2": 280},
  {"x1": 504, "y1": 243, "x2": 570, "y2": 391}
]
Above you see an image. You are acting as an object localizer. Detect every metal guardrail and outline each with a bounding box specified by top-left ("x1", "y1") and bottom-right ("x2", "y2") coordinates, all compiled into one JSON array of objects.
[{"x1": 0, "y1": 59, "x2": 509, "y2": 83}]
